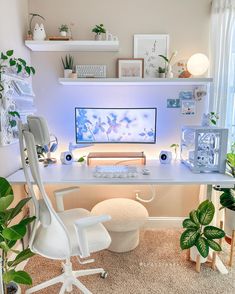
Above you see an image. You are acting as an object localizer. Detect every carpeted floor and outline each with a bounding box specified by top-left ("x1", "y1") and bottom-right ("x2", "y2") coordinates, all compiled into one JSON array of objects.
[{"x1": 22, "y1": 229, "x2": 235, "y2": 294}]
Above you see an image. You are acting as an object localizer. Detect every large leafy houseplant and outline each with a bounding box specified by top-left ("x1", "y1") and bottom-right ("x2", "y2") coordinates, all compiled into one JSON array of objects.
[
  {"x1": 0, "y1": 177, "x2": 35, "y2": 294},
  {"x1": 0, "y1": 49, "x2": 35, "y2": 99},
  {"x1": 180, "y1": 200, "x2": 225, "y2": 258}
]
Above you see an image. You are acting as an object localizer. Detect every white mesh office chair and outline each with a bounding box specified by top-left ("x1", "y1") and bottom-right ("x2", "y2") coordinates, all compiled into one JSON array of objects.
[{"x1": 18, "y1": 116, "x2": 111, "y2": 294}]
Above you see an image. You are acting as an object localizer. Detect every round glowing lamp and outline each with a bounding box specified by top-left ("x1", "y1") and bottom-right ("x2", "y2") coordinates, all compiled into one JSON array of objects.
[{"x1": 187, "y1": 53, "x2": 209, "y2": 76}]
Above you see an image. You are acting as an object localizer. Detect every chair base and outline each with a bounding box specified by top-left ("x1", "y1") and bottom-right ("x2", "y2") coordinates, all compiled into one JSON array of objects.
[{"x1": 25, "y1": 259, "x2": 106, "y2": 294}]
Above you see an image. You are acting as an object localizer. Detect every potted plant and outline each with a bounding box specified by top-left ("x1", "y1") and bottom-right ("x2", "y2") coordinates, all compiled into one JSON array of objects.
[
  {"x1": 0, "y1": 50, "x2": 35, "y2": 100},
  {"x1": 159, "y1": 51, "x2": 177, "y2": 78},
  {"x1": 157, "y1": 66, "x2": 166, "y2": 78},
  {"x1": 59, "y1": 24, "x2": 69, "y2": 37},
  {"x1": 180, "y1": 200, "x2": 225, "y2": 263},
  {"x1": 61, "y1": 55, "x2": 74, "y2": 78},
  {"x1": 0, "y1": 177, "x2": 36, "y2": 293},
  {"x1": 92, "y1": 24, "x2": 106, "y2": 40}
]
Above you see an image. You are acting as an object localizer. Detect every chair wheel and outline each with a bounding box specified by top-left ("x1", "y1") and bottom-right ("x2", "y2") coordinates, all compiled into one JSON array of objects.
[{"x1": 100, "y1": 271, "x2": 108, "y2": 279}]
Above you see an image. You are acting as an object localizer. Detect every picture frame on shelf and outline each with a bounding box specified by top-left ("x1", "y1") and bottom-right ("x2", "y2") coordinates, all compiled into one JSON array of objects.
[
  {"x1": 134, "y1": 34, "x2": 169, "y2": 78},
  {"x1": 117, "y1": 58, "x2": 144, "y2": 79}
]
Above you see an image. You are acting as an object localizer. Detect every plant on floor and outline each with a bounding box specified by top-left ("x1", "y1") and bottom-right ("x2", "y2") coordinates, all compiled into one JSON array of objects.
[
  {"x1": 0, "y1": 177, "x2": 36, "y2": 294},
  {"x1": 92, "y1": 24, "x2": 106, "y2": 35},
  {"x1": 180, "y1": 200, "x2": 225, "y2": 258},
  {"x1": 0, "y1": 50, "x2": 35, "y2": 99},
  {"x1": 61, "y1": 55, "x2": 74, "y2": 70}
]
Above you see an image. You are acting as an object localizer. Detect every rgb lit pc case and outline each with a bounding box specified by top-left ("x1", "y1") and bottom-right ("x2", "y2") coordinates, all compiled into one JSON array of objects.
[{"x1": 181, "y1": 126, "x2": 228, "y2": 173}]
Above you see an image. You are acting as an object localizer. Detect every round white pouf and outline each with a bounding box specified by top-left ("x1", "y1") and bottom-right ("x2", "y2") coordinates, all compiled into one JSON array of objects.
[{"x1": 91, "y1": 198, "x2": 149, "y2": 253}]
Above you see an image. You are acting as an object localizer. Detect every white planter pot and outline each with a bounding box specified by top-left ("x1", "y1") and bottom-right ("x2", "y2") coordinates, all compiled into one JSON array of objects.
[
  {"x1": 190, "y1": 246, "x2": 208, "y2": 264},
  {"x1": 95, "y1": 34, "x2": 102, "y2": 41},
  {"x1": 64, "y1": 69, "x2": 72, "y2": 78},
  {"x1": 224, "y1": 208, "x2": 235, "y2": 238},
  {"x1": 60, "y1": 31, "x2": 67, "y2": 37},
  {"x1": 7, "y1": 282, "x2": 21, "y2": 294},
  {"x1": 158, "y1": 73, "x2": 165, "y2": 78}
]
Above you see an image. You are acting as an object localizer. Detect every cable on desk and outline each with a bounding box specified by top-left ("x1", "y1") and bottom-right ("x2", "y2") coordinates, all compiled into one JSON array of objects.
[{"x1": 135, "y1": 185, "x2": 156, "y2": 203}]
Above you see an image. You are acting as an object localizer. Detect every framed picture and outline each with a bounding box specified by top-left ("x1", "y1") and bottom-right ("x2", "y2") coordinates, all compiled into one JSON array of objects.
[
  {"x1": 117, "y1": 58, "x2": 144, "y2": 79},
  {"x1": 181, "y1": 100, "x2": 196, "y2": 115},
  {"x1": 134, "y1": 34, "x2": 169, "y2": 78}
]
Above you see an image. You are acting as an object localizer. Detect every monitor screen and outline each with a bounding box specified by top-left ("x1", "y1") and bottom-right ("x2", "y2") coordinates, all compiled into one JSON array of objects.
[{"x1": 75, "y1": 107, "x2": 157, "y2": 144}]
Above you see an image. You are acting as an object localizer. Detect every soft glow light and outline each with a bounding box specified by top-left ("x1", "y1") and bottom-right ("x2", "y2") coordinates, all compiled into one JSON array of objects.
[{"x1": 187, "y1": 53, "x2": 209, "y2": 76}]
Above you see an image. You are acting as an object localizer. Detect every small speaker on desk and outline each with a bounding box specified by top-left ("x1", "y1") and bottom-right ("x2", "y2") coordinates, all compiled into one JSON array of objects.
[
  {"x1": 159, "y1": 151, "x2": 172, "y2": 164},
  {"x1": 60, "y1": 152, "x2": 73, "y2": 165}
]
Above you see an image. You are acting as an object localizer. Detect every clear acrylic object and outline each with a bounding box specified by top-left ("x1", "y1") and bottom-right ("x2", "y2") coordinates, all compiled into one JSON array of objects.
[{"x1": 181, "y1": 126, "x2": 228, "y2": 173}]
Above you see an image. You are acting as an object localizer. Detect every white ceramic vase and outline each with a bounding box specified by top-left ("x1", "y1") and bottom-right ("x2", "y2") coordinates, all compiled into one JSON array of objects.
[
  {"x1": 60, "y1": 31, "x2": 67, "y2": 37},
  {"x1": 158, "y1": 73, "x2": 165, "y2": 78},
  {"x1": 95, "y1": 34, "x2": 102, "y2": 41},
  {"x1": 190, "y1": 246, "x2": 208, "y2": 264},
  {"x1": 224, "y1": 208, "x2": 235, "y2": 238},
  {"x1": 166, "y1": 64, "x2": 174, "y2": 78},
  {"x1": 64, "y1": 69, "x2": 72, "y2": 78}
]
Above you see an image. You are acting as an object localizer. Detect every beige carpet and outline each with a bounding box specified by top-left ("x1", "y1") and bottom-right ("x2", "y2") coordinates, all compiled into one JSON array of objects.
[{"x1": 22, "y1": 229, "x2": 235, "y2": 294}]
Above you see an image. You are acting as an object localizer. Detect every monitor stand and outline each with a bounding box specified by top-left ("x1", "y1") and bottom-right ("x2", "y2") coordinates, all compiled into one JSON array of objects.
[{"x1": 87, "y1": 152, "x2": 146, "y2": 166}]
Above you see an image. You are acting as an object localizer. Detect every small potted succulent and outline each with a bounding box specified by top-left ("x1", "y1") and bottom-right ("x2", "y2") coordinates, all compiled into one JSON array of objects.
[
  {"x1": 61, "y1": 54, "x2": 74, "y2": 78},
  {"x1": 0, "y1": 177, "x2": 36, "y2": 294},
  {"x1": 59, "y1": 24, "x2": 69, "y2": 37},
  {"x1": 92, "y1": 24, "x2": 106, "y2": 40},
  {"x1": 157, "y1": 66, "x2": 166, "y2": 78},
  {"x1": 180, "y1": 200, "x2": 225, "y2": 263}
]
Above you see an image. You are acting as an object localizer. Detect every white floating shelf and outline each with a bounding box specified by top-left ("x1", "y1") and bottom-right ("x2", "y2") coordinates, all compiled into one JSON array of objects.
[
  {"x1": 58, "y1": 77, "x2": 213, "y2": 86},
  {"x1": 25, "y1": 40, "x2": 119, "y2": 52}
]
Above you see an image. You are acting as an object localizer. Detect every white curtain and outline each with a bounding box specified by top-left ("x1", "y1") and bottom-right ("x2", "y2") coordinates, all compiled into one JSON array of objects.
[{"x1": 210, "y1": 0, "x2": 235, "y2": 147}]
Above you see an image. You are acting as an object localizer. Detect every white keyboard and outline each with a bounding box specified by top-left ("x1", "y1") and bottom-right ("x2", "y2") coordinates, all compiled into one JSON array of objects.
[
  {"x1": 93, "y1": 165, "x2": 138, "y2": 178},
  {"x1": 76, "y1": 65, "x2": 106, "y2": 78}
]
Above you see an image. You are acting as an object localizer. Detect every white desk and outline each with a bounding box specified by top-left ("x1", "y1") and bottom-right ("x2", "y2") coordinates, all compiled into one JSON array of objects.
[{"x1": 7, "y1": 160, "x2": 235, "y2": 275}]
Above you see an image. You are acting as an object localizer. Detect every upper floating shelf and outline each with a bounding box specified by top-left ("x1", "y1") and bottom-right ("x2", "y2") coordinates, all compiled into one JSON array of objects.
[
  {"x1": 58, "y1": 78, "x2": 213, "y2": 86},
  {"x1": 25, "y1": 40, "x2": 120, "y2": 52}
]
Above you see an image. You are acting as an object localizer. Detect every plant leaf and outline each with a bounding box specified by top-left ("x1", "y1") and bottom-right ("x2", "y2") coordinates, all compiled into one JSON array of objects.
[
  {"x1": 13, "y1": 271, "x2": 32, "y2": 285},
  {"x1": 17, "y1": 63, "x2": 22, "y2": 73},
  {"x1": 180, "y1": 229, "x2": 200, "y2": 250},
  {"x1": 18, "y1": 58, "x2": 26, "y2": 66},
  {"x1": 189, "y1": 210, "x2": 200, "y2": 225},
  {"x1": 158, "y1": 54, "x2": 169, "y2": 63},
  {"x1": 204, "y1": 226, "x2": 225, "y2": 240},
  {"x1": 207, "y1": 239, "x2": 222, "y2": 251},
  {"x1": 198, "y1": 199, "x2": 209, "y2": 212},
  {"x1": 9, "y1": 58, "x2": 16, "y2": 66},
  {"x1": 196, "y1": 236, "x2": 209, "y2": 258},
  {"x1": 182, "y1": 219, "x2": 199, "y2": 229},
  {"x1": 1, "y1": 52, "x2": 8, "y2": 60},
  {"x1": 2, "y1": 224, "x2": 27, "y2": 240},
  {"x1": 6, "y1": 50, "x2": 14, "y2": 57},
  {"x1": 227, "y1": 153, "x2": 235, "y2": 167},
  {"x1": 19, "y1": 216, "x2": 36, "y2": 226},
  {"x1": 0, "y1": 177, "x2": 13, "y2": 198},
  {"x1": 30, "y1": 66, "x2": 36, "y2": 74},
  {"x1": 0, "y1": 194, "x2": 14, "y2": 211},
  {"x1": 8, "y1": 198, "x2": 31, "y2": 220},
  {"x1": 8, "y1": 248, "x2": 35, "y2": 267},
  {"x1": 198, "y1": 200, "x2": 215, "y2": 225},
  {"x1": 3, "y1": 269, "x2": 15, "y2": 284}
]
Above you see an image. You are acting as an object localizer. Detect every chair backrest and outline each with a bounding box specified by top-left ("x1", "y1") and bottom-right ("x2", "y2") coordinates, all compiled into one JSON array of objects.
[{"x1": 18, "y1": 116, "x2": 72, "y2": 260}]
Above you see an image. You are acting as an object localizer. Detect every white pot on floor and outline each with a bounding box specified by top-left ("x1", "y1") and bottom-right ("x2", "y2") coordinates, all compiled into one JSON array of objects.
[
  {"x1": 7, "y1": 282, "x2": 21, "y2": 294},
  {"x1": 190, "y1": 246, "x2": 208, "y2": 264},
  {"x1": 224, "y1": 208, "x2": 235, "y2": 238}
]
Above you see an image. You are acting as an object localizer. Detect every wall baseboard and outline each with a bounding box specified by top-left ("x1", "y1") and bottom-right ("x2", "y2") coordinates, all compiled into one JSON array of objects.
[{"x1": 144, "y1": 217, "x2": 186, "y2": 229}]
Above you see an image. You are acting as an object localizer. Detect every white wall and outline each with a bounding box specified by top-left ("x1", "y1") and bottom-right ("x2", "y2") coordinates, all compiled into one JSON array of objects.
[{"x1": 0, "y1": 0, "x2": 30, "y2": 177}]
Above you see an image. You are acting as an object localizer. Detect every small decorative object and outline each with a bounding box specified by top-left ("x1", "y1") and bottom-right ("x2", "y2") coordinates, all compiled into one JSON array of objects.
[
  {"x1": 134, "y1": 34, "x2": 169, "y2": 78},
  {"x1": 61, "y1": 55, "x2": 74, "y2": 78},
  {"x1": 170, "y1": 143, "x2": 179, "y2": 160},
  {"x1": 159, "y1": 151, "x2": 172, "y2": 164},
  {"x1": 117, "y1": 58, "x2": 144, "y2": 79},
  {"x1": 106, "y1": 31, "x2": 113, "y2": 41},
  {"x1": 157, "y1": 66, "x2": 166, "y2": 78},
  {"x1": 181, "y1": 100, "x2": 196, "y2": 115},
  {"x1": 59, "y1": 24, "x2": 69, "y2": 37},
  {"x1": 181, "y1": 125, "x2": 228, "y2": 173},
  {"x1": 180, "y1": 200, "x2": 225, "y2": 272},
  {"x1": 159, "y1": 51, "x2": 178, "y2": 78},
  {"x1": 172, "y1": 59, "x2": 191, "y2": 78},
  {"x1": 179, "y1": 91, "x2": 193, "y2": 100},
  {"x1": 167, "y1": 99, "x2": 180, "y2": 108},
  {"x1": 194, "y1": 87, "x2": 207, "y2": 101},
  {"x1": 0, "y1": 177, "x2": 36, "y2": 294},
  {"x1": 92, "y1": 24, "x2": 106, "y2": 40},
  {"x1": 33, "y1": 23, "x2": 46, "y2": 41},
  {"x1": 187, "y1": 53, "x2": 209, "y2": 76},
  {"x1": 201, "y1": 112, "x2": 219, "y2": 127},
  {"x1": 60, "y1": 151, "x2": 73, "y2": 164},
  {"x1": 27, "y1": 13, "x2": 45, "y2": 40}
]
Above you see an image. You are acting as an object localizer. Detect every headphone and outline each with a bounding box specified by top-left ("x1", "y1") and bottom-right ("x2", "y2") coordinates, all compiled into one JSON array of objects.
[{"x1": 43, "y1": 134, "x2": 58, "y2": 153}]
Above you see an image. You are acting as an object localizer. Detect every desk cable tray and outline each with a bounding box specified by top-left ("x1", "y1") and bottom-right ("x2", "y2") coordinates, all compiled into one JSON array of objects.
[{"x1": 93, "y1": 165, "x2": 138, "y2": 178}]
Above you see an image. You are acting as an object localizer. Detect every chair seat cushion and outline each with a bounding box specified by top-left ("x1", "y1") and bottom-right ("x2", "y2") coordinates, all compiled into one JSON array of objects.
[
  {"x1": 58, "y1": 208, "x2": 111, "y2": 256},
  {"x1": 91, "y1": 198, "x2": 148, "y2": 232}
]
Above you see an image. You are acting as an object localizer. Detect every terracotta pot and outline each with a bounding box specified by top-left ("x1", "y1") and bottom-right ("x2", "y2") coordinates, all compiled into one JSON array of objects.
[
  {"x1": 190, "y1": 246, "x2": 208, "y2": 264},
  {"x1": 224, "y1": 208, "x2": 235, "y2": 238}
]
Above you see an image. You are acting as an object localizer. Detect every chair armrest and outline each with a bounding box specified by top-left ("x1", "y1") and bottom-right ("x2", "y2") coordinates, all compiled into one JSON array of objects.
[
  {"x1": 74, "y1": 214, "x2": 111, "y2": 258},
  {"x1": 54, "y1": 186, "x2": 80, "y2": 212}
]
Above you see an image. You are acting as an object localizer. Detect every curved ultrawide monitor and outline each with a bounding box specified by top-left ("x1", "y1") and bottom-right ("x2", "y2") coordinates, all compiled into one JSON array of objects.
[{"x1": 75, "y1": 107, "x2": 157, "y2": 144}]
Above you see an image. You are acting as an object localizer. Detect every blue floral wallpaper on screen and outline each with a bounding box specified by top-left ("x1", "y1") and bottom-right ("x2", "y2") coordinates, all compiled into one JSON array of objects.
[{"x1": 75, "y1": 108, "x2": 156, "y2": 143}]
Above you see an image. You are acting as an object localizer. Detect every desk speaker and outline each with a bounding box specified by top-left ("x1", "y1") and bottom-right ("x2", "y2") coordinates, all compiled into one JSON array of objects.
[
  {"x1": 159, "y1": 151, "x2": 172, "y2": 164},
  {"x1": 60, "y1": 151, "x2": 73, "y2": 165}
]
